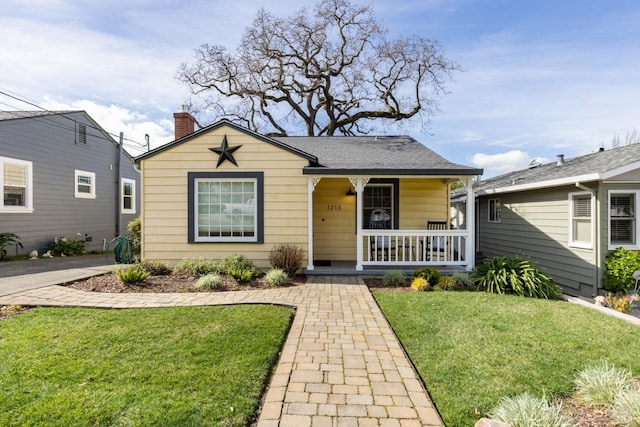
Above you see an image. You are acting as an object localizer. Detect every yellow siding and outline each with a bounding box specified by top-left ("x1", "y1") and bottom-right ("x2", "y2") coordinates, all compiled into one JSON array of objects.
[
  {"x1": 399, "y1": 178, "x2": 450, "y2": 228},
  {"x1": 140, "y1": 126, "x2": 310, "y2": 269}
]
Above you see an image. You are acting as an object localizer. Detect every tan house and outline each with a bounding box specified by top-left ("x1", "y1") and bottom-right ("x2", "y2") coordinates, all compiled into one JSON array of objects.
[{"x1": 135, "y1": 114, "x2": 482, "y2": 273}]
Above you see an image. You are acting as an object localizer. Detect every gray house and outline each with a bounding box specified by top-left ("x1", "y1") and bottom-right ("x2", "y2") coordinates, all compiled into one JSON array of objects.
[
  {"x1": 474, "y1": 144, "x2": 640, "y2": 298},
  {"x1": 0, "y1": 110, "x2": 140, "y2": 256}
]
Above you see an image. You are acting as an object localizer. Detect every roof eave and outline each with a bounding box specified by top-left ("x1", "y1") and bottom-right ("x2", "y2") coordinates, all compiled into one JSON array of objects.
[
  {"x1": 476, "y1": 173, "x2": 601, "y2": 196},
  {"x1": 303, "y1": 167, "x2": 482, "y2": 176}
]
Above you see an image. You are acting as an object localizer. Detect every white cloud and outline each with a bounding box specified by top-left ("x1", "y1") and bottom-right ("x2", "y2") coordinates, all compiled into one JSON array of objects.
[{"x1": 469, "y1": 150, "x2": 550, "y2": 175}]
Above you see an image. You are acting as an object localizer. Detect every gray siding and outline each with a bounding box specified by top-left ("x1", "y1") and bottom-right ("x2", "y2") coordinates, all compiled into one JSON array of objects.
[
  {"x1": 0, "y1": 112, "x2": 140, "y2": 255},
  {"x1": 478, "y1": 185, "x2": 598, "y2": 297}
]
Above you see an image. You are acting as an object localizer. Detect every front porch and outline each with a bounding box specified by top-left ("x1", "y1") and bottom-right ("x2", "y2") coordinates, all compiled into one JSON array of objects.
[{"x1": 305, "y1": 260, "x2": 468, "y2": 276}]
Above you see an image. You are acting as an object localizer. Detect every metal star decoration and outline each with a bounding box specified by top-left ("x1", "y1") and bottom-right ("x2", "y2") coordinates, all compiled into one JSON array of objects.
[{"x1": 209, "y1": 135, "x2": 242, "y2": 167}]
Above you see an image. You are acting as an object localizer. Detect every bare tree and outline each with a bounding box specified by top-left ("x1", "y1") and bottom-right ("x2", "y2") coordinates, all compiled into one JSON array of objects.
[
  {"x1": 177, "y1": 0, "x2": 460, "y2": 136},
  {"x1": 611, "y1": 129, "x2": 640, "y2": 147}
]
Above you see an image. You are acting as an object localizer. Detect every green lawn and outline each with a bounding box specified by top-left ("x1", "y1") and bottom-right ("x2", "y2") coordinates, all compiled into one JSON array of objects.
[
  {"x1": 374, "y1": 291, "x2": 640, "y2": 427},
  {"x1": 0, "y1": 305, "x2": 292, "y2": 427}
]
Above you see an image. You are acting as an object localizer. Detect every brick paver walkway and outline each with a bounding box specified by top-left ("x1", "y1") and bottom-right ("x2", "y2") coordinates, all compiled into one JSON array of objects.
[{"x1": 0, "y1": 275, "x2": 443, "y2": 426}]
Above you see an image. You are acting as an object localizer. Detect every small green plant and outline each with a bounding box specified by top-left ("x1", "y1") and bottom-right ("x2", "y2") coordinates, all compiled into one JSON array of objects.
[
  {"x1": 217, "y1": 255, "x2": 261, "y2": 282},
  {"x1": 611, "y1": 386, "x2": 640, "y2": 427},
  {"x1": 263, "y1": 269, "x2": 290, "y2": 287},
  {"x1": 127, "y1": 217, "x2": 141, "y2": 255},
  {"x1": 268, "y1": 244, "x2": 305, "y2": 276},
  {"x1": 174, "y1": 258, "x2": 218, "y2": 277},
  {"x1": 140, "y1": 260, "x2": 172, "y2": 276},
  {"x1": 436, "y1": 275, "x2": 456, "y2": 291},
  {"x1": 451, "y1": 271, "x2": 474, "y2": 290},
  {"x1": 47, "y1": 234, "x2": 86, "y2": 256},
  {"x1": 382, "y1": 270, "x2": 406, "y2": 287},
  {"x1": 411, "y1": 277, "x2": 431, "y2": 292},
  {"x1": 412, "y1": 266, "x2": 441, "y2": 287},
  {"x1": 0, "y1": 232, "x2": 23, "y2": 260},
  {"x1": 489, "y1": 392, "x2": 573, "y2": 427},
  {"x1": 574, "y1": 360, "x2": 634, "y2": 407},
  {"x1": 606, "y1": 293, "x2": 633, "y2": 314},
  {"x1": 471, "y1": 256, "x2": 561, "y2": 299},
  {"x1": 115, "y1": 264, "x2": 150, "y2": 284},
  {"x1": 603, "y1": 247, "x2": 640, "y2": 294},
  {"x1": 195, "y1": 273, "x2": 225, "y2": 290}
]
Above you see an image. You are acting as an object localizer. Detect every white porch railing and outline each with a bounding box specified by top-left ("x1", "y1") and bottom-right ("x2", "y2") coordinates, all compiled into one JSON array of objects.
[{"x1": 362, "y1": 230, "x2": 468, "y2": 267}]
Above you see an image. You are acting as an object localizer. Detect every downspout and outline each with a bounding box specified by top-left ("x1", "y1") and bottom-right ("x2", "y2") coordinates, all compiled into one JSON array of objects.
[
  {"x1": 576, "y1": 181, "x2": 599, "y2": 297},
  {"x1": 116, "y1": 132, "x2": 123, "y2": 237}
]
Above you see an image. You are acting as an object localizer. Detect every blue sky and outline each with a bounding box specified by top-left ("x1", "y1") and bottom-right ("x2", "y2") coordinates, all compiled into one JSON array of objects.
[{"x1": 1, "y1": 0, "x2": 639, "y2": 177}]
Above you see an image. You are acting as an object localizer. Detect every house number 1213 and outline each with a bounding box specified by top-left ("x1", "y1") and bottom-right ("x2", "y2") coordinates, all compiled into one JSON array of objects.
[{"x1": 328, "y1": 205, "x2": 341, "y2": 211}]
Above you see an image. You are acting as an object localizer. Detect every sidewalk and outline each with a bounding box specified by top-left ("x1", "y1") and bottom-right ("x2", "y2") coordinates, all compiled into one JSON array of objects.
[{"x1": 0, "y1": 270, "x2": 444, "y2": 426}]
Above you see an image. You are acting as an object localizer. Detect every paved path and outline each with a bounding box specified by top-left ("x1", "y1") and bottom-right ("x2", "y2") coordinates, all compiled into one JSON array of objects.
[{"x1": 0, "y1": 274, "x2": 443, "y2": 426}]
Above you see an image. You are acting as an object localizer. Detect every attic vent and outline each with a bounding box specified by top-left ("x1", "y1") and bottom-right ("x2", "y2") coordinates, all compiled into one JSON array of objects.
[
  {"x1": 528, "y1": 158, "x2": 542, "y2": 169},
  {"x1": 77, "y1": 123, "x2": 87, "y2": 144}
]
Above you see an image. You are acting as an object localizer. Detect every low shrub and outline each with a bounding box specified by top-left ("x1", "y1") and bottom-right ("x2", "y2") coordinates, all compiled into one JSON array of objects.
[
  {"x1": 489, "y1": 392, "x2": 573, "y2": 427},
  {"x1": 451, "y1": 271, "x2": 474, "y2": 290},
  {"x1": 140, "y1": 260, "x2": 172, "y2": 276},
  {"x1": 436, "y1": 275, "x2": 456, "y2": 291},
  {"x1": 127, "y1": 217, "x2": 141, "y2": 255},
  {"x1": 47, "y1": 234, "x2": 86, "y2": 256},
  {"x1": 115, "y1": 265, "x2": 150, "y2": 284},
  {"x1": 471, "y1": 256, "x2": 561, "y2": 299},
  {"x1": 263, "y1": 269, "x2": 289, "y2": 287},
  {"x1": 574, "y1": 360, "x2": 634, "y2": 407},
  {"x1": 195, "y1": 273, "x2": 225, "y2": 290},
  {"x1": 0, "y1": 232, "x2": 22, "y2": 260},
  {"x1": 174, "y1": 258, "x2": 218, "y2": 277},
  {"x1": 412, "y1": 267, "x2": 441, "y2": 287},
  {"x1": 603, "y1": 247, "x2": 640, "y2": 294},
  {"x1": 217, "y1": 255, "x2": 261, "y2": 283},
  {"x1": 605, "y1": 293, "x2": 632, "y2": 314},
  {"x1": 269, "y1": 244, "x2": 305, "y2": 277},
  {"x1": 382, "y1": 270, "x2": 406, "y2": 287},
  {"x1": 611, "y1": 386, "x2": 640, "y2": 426},
  {"x1": 411, "y1": 277, "x2": 431, "y2": 292}
]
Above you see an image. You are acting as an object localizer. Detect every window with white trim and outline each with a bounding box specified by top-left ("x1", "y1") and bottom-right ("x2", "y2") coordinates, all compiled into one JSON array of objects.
[
  {"x1": 74, "y1": 170, "x2": 96, "y2": 199},
  {"x1": 121, "y1": 178, "x2": 136, "y2": 214},
  {"x1": 1, "y1": 156, "x2": 33, "y2": 212},
  {"x1": 609, "y1": 191, "x2": 639, "y2": 248},
  {"x1": 188, "y1": 172, "x2": 263, "y2": 243},
  {"x1": 488, "y1": 198, "x2": 501, "y2": 223},
  {"x1": 569, "y1": 192, "x2": 593, "y2": 248}
]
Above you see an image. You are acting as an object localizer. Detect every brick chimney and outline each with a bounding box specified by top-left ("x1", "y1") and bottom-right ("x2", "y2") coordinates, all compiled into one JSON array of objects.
[{"x1": 173, "y1": 109, "x2": 195, "y2": 140}]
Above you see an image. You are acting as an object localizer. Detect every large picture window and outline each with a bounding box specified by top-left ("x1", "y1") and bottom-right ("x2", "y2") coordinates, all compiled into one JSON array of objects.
[
  {"x1": 188, "y1": 172, "x2": 263, "y2": 243},
  {"x1": 1, "y1": 156, "x2": 33, "y2": 212},
  {"x1": 569, "y1": 192, "x2": 593, "y2": 248},
  {"x1": 609, "y1": 191, "x2": 638, "y2": 248}
]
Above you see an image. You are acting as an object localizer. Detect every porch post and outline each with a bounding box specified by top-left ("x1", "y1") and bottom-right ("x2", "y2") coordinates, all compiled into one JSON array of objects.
[
  {"x1": 465, "y1": 177, "x2": 476, "y2": 271},
  {"x1": 350, "y1": 177, "x2": 370, "y2": 270},
  {"x1": 307, "y1": 177, "x2": 321, "y2": 270}
]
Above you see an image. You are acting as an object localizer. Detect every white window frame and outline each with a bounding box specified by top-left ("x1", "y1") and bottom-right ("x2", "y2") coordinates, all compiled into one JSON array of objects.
[
  {"x1": 568, "y1": 191, "x2": 594, "y2": 249},
  {"x1": 608, "y1": 190, "x2": 640, "y2": 250},
  {"x1": 488, "y1": 198, "x2": 501, "y2": 223},
  {"x1": 121, "y1": 178, "x2": 136, "y2": 214},
  {"x1": 74, "y1": 169, "x2": 96, "y2": 199},
  {"x1": 0, "y1": 156, "x2": 33, "y2": 213},
  {"x1": 194, "y1": 177, "x2": 258, "y2": 243}
]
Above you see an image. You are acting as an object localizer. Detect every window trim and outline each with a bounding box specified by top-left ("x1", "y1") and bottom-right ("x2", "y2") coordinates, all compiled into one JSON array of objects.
[
  {"x1": 187, "y1": 172, "x2": 264, "y2": 243},
  {"x1": 121, "y1": 178, "x2": 136, "y2": 214},
  {"x1": 74, "y1": 169, "x2": 96, "y2": 199},
  {"x1": 488, "y1": 198, "x2": 501, "y2": 223},
  {"x1": 568, "y1": 191, "x2": 594, "y2": 249},
  {"x1": 0, "y1": 156, "x2": 33, "y2": 213},
  {"x1": 608, "y1": 190, "x2": 640, "y2": 250}
]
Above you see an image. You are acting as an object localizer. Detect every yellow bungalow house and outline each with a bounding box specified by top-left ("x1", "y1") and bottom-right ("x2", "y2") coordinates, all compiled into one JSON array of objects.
[{"x1": 135, "y1": 114, "x2": 482, "y2": 273}]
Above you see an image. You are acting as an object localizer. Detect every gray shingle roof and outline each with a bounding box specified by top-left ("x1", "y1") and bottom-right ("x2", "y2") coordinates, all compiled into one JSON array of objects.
[
  {"x1": 0, "y1": 110, "x2": 77, "y2": 121},
  {"x1": 476, "y1": 144, "x2": 640, "y2": 193},
  {"x1": 274, "y1": 135, "x2": 482, "y2": 175}
]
